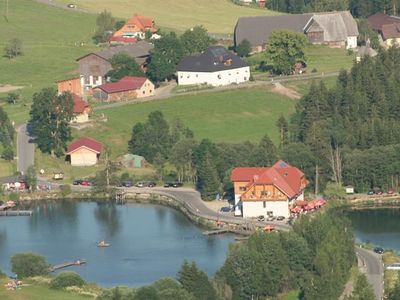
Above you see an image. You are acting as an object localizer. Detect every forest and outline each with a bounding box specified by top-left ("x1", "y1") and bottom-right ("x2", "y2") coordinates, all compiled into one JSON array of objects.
[{"x1": 265, "y1": 0, "x2": 400, "y2": 17}]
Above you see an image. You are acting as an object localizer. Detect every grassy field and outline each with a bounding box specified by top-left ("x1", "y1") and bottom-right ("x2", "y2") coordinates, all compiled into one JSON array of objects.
[
  {"x1": 0, "y1": 278, "x2": 92, "y2": 300},
  {"x1": 73, "y1": 87, "x2": 296, "y2": 159},
  {"x1": 57, "y1": 0, "x2": 279, "y2": 34},
  {"x1": 0, "y1": 0, "x2": 97, "y2": 124}
]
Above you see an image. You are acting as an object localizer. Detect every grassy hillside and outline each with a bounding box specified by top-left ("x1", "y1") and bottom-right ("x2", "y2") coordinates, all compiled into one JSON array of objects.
[
  {"x1": 57, "y1": 0, "x2": 279, "y2": 34},
  {"x1": 0, "y1": 0, "x2": 97, "y2": 123},
  {"x1": 75, "y1": 87, "x2": 296, "y2": 157}
]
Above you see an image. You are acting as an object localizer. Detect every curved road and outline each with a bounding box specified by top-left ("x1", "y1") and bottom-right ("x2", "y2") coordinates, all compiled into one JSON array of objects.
[
  {"x1": 355, "y1": 247, "x2": 384, "y2": 300},
  {"x1": 17, "y1": 124, "x2": 34, "y2": 175}
]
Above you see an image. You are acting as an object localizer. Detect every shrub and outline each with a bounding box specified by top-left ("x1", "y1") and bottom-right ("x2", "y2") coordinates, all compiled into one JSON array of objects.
[
  {"x1": 311, "y1": 68, "x2": 318, "y2": 73},
  {"x1": 59, "y1": 184, "x2": 72, "y2": 197},
  {"x1": 2, "y1": 147, "x2": 14, "y2": 161},
  {"x1": 50, "y1": 271, "x2": 86, "y2": 289},
  {"x1": 8, "y1": 192, "x2": 19, "y2": 201},
  {"x1": 11, "y1": 252, "x2": 50, "y2": 278}
]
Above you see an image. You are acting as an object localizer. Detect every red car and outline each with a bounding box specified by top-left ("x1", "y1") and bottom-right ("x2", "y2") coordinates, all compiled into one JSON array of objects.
[{"x1": 80, "y1": 180, "x2": 90, "y2": 186}]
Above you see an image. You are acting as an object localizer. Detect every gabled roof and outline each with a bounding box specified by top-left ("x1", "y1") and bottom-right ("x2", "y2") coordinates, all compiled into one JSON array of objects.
[
  {"x1": 72, "y1": 94, "x2": 89, "y2": 114},
  {"x1": 94, "y1": 76, "x2": 148, "y2": 94},
  {"x1": 76, "y1": 41, "x2": 153, "y2": 65},
  {"x1": 381, "y1": 23, "x2": 400, "y2": 39},
  {"x1": 235, "y1": 11, "x2": 358, "y2": 47},
  {"x1": 109, "y1": 36, "x2": 138, "y2": 44},
  {"x1": 177, "y1": 46, "x2": 248, "y2": 72},
  {"x1": 231, "y1": 160, "x2": 307, "y2": 198},
  {"x1": 67, "y1": 137, "x2": 102, "y2": 154},
  {"x1": 367, "y1": 12, "x2": 400, "y2": 31}
]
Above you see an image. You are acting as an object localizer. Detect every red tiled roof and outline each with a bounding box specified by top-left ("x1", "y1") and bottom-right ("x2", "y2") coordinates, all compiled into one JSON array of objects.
[
  {"x1": 72, "y1": 94, "x2": 89, "y2": 114},
  {"x1": 109, "y1": 36, "x2": 137, "y2": 44},
  {"x1": 381, "y1": 23, "x2": 400, "y2": 39},
  {"x1": 67, "y1": 137, "x2": 102, "y2": 154},
  {"x1": 231, "y1": 160, "x2": 307, "y2": 198},
  {"x1": 131, "y1": 16, "x2": 157, "y2": 32},
  {"x1": 95, "y1": 76, "x2": 147, "y2": 94},
  {"x1": 368, "y1": 13, "x2": 400, "y2": 31}
]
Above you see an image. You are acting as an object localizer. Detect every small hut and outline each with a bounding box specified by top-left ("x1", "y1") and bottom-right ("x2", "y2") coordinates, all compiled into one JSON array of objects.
[{"x1": 120, "y1": 154, "x2": 147, "y2": 168}]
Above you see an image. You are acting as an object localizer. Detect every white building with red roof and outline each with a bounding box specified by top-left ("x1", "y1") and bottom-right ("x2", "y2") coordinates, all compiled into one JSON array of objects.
[
  {"x1": 92, "y1": 76, "x2": 154, "y2": 102},
  {"x1": 230, "y1": 160, "x2": 309, "y2": 218},
  {"x1": 71, "y1": 94, "x2": 91, "y2": 123},
  {"x1": 66, "y1": 137, "x2": 103, "y2": 166},
  {"x1": 113, "y1": 15, "x2": 158, "y2": 40}
]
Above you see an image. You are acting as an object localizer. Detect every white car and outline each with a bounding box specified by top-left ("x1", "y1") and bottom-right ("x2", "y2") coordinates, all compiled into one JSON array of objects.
[{"x1": 386, "y1": 263, "x2": 400, "y2": 270}]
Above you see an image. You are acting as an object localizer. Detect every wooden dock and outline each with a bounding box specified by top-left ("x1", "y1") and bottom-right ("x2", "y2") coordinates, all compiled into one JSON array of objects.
[
  {"x1": 50, "y1": 260, "x2": 86, "y2": 272},
  {"x1": 203, "y1": 229, "x2": 229, "y2": 236},
  {"x1": 0, "y1": 210, "x2": 32, "y2": 216}
]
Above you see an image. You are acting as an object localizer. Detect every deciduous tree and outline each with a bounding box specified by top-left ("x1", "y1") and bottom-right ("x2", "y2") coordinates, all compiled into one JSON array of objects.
[
  {"x1": 180, "y1": 25, "x2": 213, "y2": 55},
  {"x1": 107, "y1": 53, "x2": 144, "y2": 82},
  {"x1": 4, "y1": 38, "x2": 23, "y2": 59},
  {"x1": 236, "y1": 39, "x2": 251, "y2": 57},
  {"x1": 93, "y1": 10, "x2": 115, "y2": 43}
]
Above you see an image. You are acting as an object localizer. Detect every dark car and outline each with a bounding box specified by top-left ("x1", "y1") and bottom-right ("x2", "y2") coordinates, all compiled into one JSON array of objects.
[
  {"x1": 164, "y1": 182, "x2": 173, "y2": 188},
  {"x1": 73, "y1": 179, "x2": 82, "y2": 185},
  {"x1": 276, "y1": 216, "x2": 285, "y2": 221},
  {"x1": 136, "y1": 181, "x2": 156, "y2": 188},
  {"x1": 121, "y1": 180, "x2": 133, "y2": 187},
  {"x1": 220, "y1": 207, "x2": 232, "y2": 213},
  {"x1": 257, "y1": 215, "x2": 265, "y2": 221},
  {"x1": 373, "y1": 247, "x2": 384, "y2": 254}
]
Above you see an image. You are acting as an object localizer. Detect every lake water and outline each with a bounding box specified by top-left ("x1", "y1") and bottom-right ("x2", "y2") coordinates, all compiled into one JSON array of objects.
[
  {"x1": 348, "y1": 208, "x2": 400, "y2": 251},
  {"x1": 0, "y1": 201, "x2": 234, "y2": 287}
]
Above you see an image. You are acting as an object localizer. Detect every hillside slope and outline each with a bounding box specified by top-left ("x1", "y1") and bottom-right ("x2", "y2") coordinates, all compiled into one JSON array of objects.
[{"x1": 57, "y1": 0, "x2": 279, "y2": 34}]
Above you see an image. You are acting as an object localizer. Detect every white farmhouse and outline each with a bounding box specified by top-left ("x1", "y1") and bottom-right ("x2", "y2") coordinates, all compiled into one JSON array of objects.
[{"x1": 176, "y1": 46, "x2": 250, "y2": 87}]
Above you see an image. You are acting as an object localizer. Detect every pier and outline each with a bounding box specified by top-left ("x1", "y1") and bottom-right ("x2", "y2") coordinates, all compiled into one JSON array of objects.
[
  {"x1": 203, "y1": 229, "x2": 229, "y2": 236},
  {"x1": 0, "y1": 210, "x2": 32, "y2": 216},
  {"x1": 50, "y1": 260, "x2": 86, "y2": 272}
]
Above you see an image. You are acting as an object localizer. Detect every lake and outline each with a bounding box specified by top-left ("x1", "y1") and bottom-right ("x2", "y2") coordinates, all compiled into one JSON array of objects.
[
  {"x1": 0, "y1": 201, "x2": 234, "y2": 287},
  {"x1": 348, "y1": 208, "x2": 400, "y2": 251}
]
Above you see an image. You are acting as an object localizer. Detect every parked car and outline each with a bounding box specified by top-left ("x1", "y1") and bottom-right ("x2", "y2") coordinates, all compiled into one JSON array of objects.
[
  {"x1": 276, "y1": 216, "x2": 285, "y2": 221},
  {"x1": 375, "y1": 190, "x2": 383, "y2": 195},
  {"x1": 387, "y1": 188, "x2": 395, "y2": 194},
  {"x1": 266, "y1": 216, "x2": 276, "y2": 221},
  {"x1": 136, "y1": 181, "x2": 156, "y2": 188},
  {"x1": 80, "y1": 180, "x2": 90, "y2": 186},
  {"x1": 373, "y1": 247, "x2": 384, "y2": 254},
  {"x1": 386, "y1": 263, "x2": 400, "y2": 270},
  {"x1": 257, "y1": 215, "x2": 265, "y2": 222},
  {"x1": 164, "y1": 181, "x2": 183, "y2": 188},
  {"x1": 73, "y1": 179, "x2": 82, "y2": 185},
  {"x1": 219, "y1": 206, "x2": 231, "y2": 213},
  {"x1": 121, "y1": 180, "x2": 133, "y2": 187},
  {"x1": 67, "y1": 4, "x2": 76, "y2": 8},
  {"x1": 367, "y1": 190, "x2": 375, "y2": 195}
]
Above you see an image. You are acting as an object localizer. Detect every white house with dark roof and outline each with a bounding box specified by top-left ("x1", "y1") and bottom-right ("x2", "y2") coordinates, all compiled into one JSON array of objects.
[
  {"x1": 235, "y1": 11, "x2": 359, "y2": 53},
  {"x1": 176, "y1": 46, "x2": 250, "y2": 87}
]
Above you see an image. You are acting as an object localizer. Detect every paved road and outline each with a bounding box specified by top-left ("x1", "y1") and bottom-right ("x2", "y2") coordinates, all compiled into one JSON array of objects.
[
  {"x1": 17, "y1": 124, "x2": 35, "y2": 175},
  {"x1": 355, "y1": 247, "x2": 384, "y2": 300}
]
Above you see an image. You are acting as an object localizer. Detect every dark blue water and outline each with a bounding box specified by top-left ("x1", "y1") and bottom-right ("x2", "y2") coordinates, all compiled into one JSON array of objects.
[
  {"x1": 348, "y1": 208, "x2": 400, "y2": 251},
  {"x1": 0, "y1": 201, "x2": 234, "y2": 287}
]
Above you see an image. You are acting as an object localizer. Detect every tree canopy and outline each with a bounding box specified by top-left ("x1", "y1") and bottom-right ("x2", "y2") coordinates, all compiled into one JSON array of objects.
[
  {"x1": 4, "y1": 38, "x2": 23, "y2": 59},
  {"x1": 266, "y1": 30, "x2": 307, "y2": 75},
  {"x1": 93, "y1": 10, "x2": 115, "y2": 43},
  {"x1": 107, "y1": 53, "x2": 144, "y2": 82},
  {"x1": 180, "y1": 26, "x2": 213, "y2": 56},
  {"x1": 236, "y1": 39, "x2": 251, "y2": 57},
  {"x1": 29, "y1": 88, "x2": 74, "y2": 157}
]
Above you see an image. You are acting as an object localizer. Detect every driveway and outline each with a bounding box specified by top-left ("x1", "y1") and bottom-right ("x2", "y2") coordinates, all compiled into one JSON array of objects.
[
  {"x1": 355, "y1": 247, "x2": 384, "y2": 300},
  {"x1": 17, "y1": 124, "x2": 35, "y2": 175}
]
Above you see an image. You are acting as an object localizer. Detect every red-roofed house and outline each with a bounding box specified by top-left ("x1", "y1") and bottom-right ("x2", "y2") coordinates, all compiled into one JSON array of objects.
[
  {"x1": 109, "y1": 35, "x2": 138, "y2": 45},
  {"x1": 71, "y1": 94, "x2": 91, "y2": 123},
  {"x1": 113, "y1": 15, "x2": 157, "y2": 40},
  {"x1": 57, "y1": 77, "x2": 83, "y2": 97},
  {"x1": 92, "y1": 76, "x2": 154, "y2": 102},
  {"x1": 231, "y1": 160, "x2": 309, "y2": 218},
  {"x1": 367, "y1": 13, "x2": 400, "y2": 47},
  {"x1": 66, "y1": 137, "x2": 102, "y2": 166}
]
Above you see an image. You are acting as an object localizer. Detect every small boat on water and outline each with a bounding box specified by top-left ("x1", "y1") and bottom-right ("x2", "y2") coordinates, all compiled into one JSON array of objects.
[{"x1": 97, "y1": 241, "x2": 111, "y2": 247}]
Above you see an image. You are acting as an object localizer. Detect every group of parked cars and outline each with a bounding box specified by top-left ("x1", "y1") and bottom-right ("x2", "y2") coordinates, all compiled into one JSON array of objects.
[
  {"x1": 72, "y1": 179, "x2": 94, "y2": 186},
  {"x1": 72, "y1": 179, "x2": 184, "y2": 188},
  {"x1": 367, "y1": 188, "x2": 396, "y2": 196}
]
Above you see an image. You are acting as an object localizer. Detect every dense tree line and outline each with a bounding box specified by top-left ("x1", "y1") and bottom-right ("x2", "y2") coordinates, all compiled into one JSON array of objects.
[
  {"x1": 217, "y1": 212, "x2": 355, "y2": 299},
  {"x1": 266, "y1": 0, "x2": 400, "y2": 16},
  {"x1": 0, "y1": 107, "x2": 14, "y2": 160},
  {"x1": 290, "y1": 46, "x2": 400, "y2": 192},
  {"x1": 147, "y1": 26, "x2": 213, "y2": 82}
]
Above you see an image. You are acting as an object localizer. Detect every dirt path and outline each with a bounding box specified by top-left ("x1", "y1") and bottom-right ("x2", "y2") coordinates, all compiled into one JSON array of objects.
[
  {"x1": 0, "y1": 85, "x2": 24, "y2": 93},
  {"x1": 271, "y1": 82, "x2": 301, "y2": 99}
]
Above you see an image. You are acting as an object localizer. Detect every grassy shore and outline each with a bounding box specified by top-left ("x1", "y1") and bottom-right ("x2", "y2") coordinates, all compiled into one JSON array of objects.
[{"x1": 57, "y1": 0, "x2": 280, "y2": 34}]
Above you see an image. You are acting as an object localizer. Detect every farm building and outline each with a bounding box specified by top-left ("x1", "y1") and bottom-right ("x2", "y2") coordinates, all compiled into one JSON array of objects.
[
  {"x1": 76, "y1": 41, "x2": 153, "y2": 90},
  {"x1": 176, "y1": 46, "x2": 250, "y2": 87},
  {"x1": 71, "y1": 94, "x2": 91, "y2": 123},
  {"x1": 235, "y1": 11, "x2": 358, "y2": 53},
  {"x1": 231, "y1": 160, "x2": 309, "y2": 218},
  {"x1": 66, "y1": 137, "x2": 103, "y2": 166},
  {"x1": 368, "y1": 13, "x2": 400, "y2": 47},
  {"x1": 57, "y1": 77, "x2": 83, "y2": 97},
  {"x1": 92, "y1": 76, "x2": 154, "y2": 102},
  {"x1": 112, "y1": 15, "x2": 158, "y2": 40}
]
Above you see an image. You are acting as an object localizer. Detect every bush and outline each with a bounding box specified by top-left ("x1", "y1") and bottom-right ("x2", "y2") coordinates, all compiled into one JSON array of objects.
[
  {"x1": 59, "y1": 184, "x2": 72, "y2": 197},
  {"x1": 11, "y1": 252, "x2": 50, "y2": 278},
  {"x1": 311, "y1": 68, "x2": 318, "y2": 73},
  {"x1": 50, "y1": 271, "x2": 86, "y2": 289},
  {"x1": 2, "y1": 147, "x2": 14, "y2": 161}
]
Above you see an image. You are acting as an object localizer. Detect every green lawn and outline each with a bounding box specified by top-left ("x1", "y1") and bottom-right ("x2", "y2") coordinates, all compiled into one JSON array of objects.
[
  {"x1": 282, "y1": 290, "x2": 300, "y2": 300},
  {"x1": 0, "y1": 0, "x2": 97, "y2": 124},
  {"x1": 57, "y1": 0, "x2": 280, "y2": 34},
  {"x1": 74, "y1": 87, "x2": 295, "y2": 158},
  {"x1": 0, "y1": 278, "x2": 93, "y2": 300},
  {"x1": 247, "y1": 44, "x2": 355, "y2": 75}
]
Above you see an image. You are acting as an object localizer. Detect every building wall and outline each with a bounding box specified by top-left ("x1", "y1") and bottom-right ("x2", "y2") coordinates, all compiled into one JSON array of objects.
[
  {"x1": 242, "y1": 200, "x2": 289, "y2": 218},
  {"x1": 70, "y1": 148, "x2": 98, "y2": 166},
  {"x1": 241, "y1": 184, "x2": 287, "y2": 201},
  {"x1": 71, "y1": 113, "x2": 89, "y2": 123},
  {"x1": 58, "y1": 78, "x2": 83, "y2": 97},
  {"x1": 346, "y1": 36, "x2": 358, "y2": 49},
  {"x1": 137, "y1": 79, "x2": 155, "y2": 98},
  {"x1": 177, "y1": 66, "x2": 250, "y2": 87},
  {"x1": 78, "y1": 55, "x2": 112, "y2": 88},
  {"x1": 384, "y1": 37, "x2": 400, "y2": 47},
  {"x1": 93, "y1": 89, "x2": 139, "y2": 102}
]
